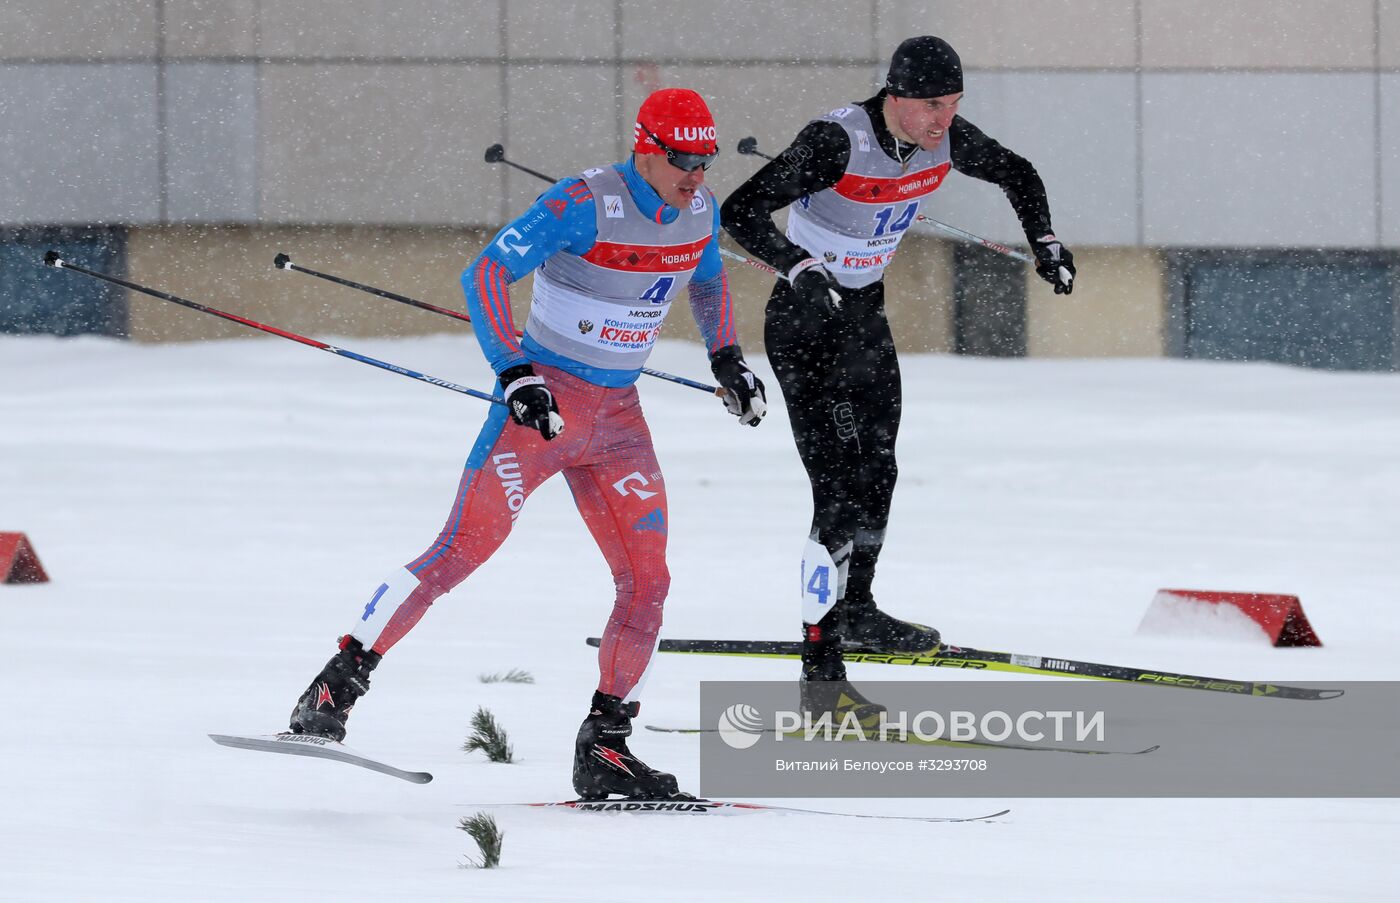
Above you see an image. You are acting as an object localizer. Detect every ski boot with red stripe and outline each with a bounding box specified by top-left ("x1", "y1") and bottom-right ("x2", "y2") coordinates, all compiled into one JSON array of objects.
[
  {"x1": 288, "y1": 635, "x2": 381, "y2": 742},
  {"x1": 572, "y1": 691, "x2": 694, "y2": 801}
]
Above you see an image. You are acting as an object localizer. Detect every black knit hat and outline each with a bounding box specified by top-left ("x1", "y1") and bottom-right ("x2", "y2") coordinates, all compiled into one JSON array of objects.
[{"x1": 885, "y1": 35, "x2": 963, "y2": 99}]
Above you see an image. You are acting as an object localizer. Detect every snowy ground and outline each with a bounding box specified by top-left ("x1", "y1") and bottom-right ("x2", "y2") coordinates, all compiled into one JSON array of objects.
[{"x1": 3, "y1": 332, "x2": 1398, "y2": 901}]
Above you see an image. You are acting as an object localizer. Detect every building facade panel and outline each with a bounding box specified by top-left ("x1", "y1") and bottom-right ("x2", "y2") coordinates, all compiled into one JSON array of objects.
[
  {"x1": 505, "y1": 0, "x2": 615, "y2": 60},
  {"x1": 0, "y1": 64, "x2": 159, "y2": 224},
  {"x1": 1143, "y1": 73, "x2": 1377, "y2": 247},
  {"x1": 1382, "y1": 74, "x2": 1400, "y2": 246},
  {"x1": 926, "y1": 72, "x2": 1138, "y2": 248},
  {"x1": 0, "y1": 0, "x2": 157, "y2": 60},
  {"x1": 876, "y1": 0, "x2": 1137, "y2": 69},
  {"x1": 258, "y1": 63, "x2": 503, "y2": 225},
  {"x1": 619, "y1": 0, "x2": 871, "y2": 61},
  {"x1": 165, "y1": 63, "x2": 259, "y2": 222},
  {"x1": 163, "y1": 0, "x2": 260, "y2": 58},
  {"x1": 256, "y1": 1, "x2": 501, "y2": 59},
  {"x1": 1141, "y1": 0, "x2": 1376, "y2": 69},
  {"x1": 503, "y1": 64, "x2": 624, "y2": 214},
  {"x1": 1027, "y1": 248, "x2": 1164, "y2": 358}
]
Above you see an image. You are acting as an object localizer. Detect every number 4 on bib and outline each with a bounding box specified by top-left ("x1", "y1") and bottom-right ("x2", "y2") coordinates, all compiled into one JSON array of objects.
[
  {"x1": 801, "y1": 538, "x2": 843, "y2": 624},
  {"x1": 638, "y1": 276, "x2": 675, "y2": 303},
  {"x1": 807, "y1": 566, "x2": 831, "y2": 605}
]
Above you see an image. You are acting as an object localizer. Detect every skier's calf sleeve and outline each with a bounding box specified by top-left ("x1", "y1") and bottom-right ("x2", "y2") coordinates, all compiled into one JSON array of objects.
[
  {"x1": 349, "y1": 567, "x2": 422, "y2": 652},
  {"x1": 801, "y1": 537, "x2": 849, "y2": 625}
]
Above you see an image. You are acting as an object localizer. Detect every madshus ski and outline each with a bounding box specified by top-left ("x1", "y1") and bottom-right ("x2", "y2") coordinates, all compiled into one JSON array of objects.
[
  {"x1": 209, "y1": 733, "x2": 433, "y2": 784},
  {"x1": 465, "y1": 799, "x2": 1009, "y2": 823},
  {"x1": 585, "y1": 637, "x2": 1343, "y2": 701},
  {"x1": 642, "y1": 724, "x2": 1159, "y2": 756}
]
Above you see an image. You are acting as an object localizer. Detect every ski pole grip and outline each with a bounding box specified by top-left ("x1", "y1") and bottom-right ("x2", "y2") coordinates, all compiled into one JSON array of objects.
[{"x1": 273, "y1": 253, "x2": 293, "y2": 270}]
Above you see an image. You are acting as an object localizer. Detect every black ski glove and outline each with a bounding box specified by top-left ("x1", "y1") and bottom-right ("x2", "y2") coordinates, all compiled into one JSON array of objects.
[
  {"x1": 1031, "y1": 234, "x2": 1076, "y2": 294},
  {"x1": 499, "y1": 363, "x2": 565, "y2": 440},
  {"x1": 709, "y1": 345, "x2": 767, "y2": 427},
  {"x1": 787, "y1": 258, "x2": 844, "y2": 316}
]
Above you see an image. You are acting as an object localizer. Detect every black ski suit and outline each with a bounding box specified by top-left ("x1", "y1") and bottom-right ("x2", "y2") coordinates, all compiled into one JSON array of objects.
[{"x1": 721, "y1": 90, "x2": 1056, "y2": 612}]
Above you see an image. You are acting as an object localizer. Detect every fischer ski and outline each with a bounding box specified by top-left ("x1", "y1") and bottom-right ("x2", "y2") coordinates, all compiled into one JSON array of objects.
[
  {"x1": 463, "y1": 799, "x2": 1009, "y2": 822},
  {"x1": 209, "y1": 732, "x2": 433, "y2": 784},
  {"x1": 585, "y1": 637, "x2": 1343, "y2": 701},
  {"x1": 641, "y1": 724, "x2": 1159, "y2": 756}
]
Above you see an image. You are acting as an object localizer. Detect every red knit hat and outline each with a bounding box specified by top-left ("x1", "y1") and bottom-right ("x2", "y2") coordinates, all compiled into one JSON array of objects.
[{"x1": 633, "y1": 88, "x2": 717, "y2": 156}]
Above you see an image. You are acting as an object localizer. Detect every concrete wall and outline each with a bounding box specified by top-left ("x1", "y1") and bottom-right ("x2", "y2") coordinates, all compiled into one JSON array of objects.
[
  {"x1": 2, "y1": 0, "x2": 1396, "y2": 347},
  {"x1": 885, "y1": 234, "x2": 957, "y2": 354},
  {"x1": 124, "y1": 226, "x2": 494, "y2": 341},
  {"x1": 1026, "y1": 248, "x2": 1165, "y2": 358},
  {"x1": 5, "y1": 0, "x2": 1395, "y2": 244}
]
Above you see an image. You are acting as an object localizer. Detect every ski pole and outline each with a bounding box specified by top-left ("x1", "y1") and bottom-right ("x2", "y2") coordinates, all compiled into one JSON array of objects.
[
  {"x1": 483, "y1": 144, "x2": 803, "y2": 286},
  {"x1": 483, "y1": 142, "x2": 557, "y2": 185},
  {"x1": 42, "y1": 252, "x2": 505, "y2": 407},
  {"x1": 273, "y1": 253, "x2": 722, "y2": 397},
  {"x1": 736, "y1": 135, "x2": 1036, "y2": 264}
]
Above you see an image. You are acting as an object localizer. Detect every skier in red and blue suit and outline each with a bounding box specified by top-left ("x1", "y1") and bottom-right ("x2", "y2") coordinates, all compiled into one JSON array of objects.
[{"x1": 286, "y1": 88, "x2": 766, "y2": 801}]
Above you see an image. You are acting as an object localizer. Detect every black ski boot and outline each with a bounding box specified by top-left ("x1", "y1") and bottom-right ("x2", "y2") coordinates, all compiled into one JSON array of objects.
[
  {"x1": 799, "y1": 625, "x2": 887, "y2": 737},
  {"x1": 835, "y1": 589, "x2": 941, "y2": 654},
  {"x1": 288, "y1": 636, "x2": 381, "y2": 742},
  {"x1": 573, "y1": 692, "x2": 694, "y2": 801}
]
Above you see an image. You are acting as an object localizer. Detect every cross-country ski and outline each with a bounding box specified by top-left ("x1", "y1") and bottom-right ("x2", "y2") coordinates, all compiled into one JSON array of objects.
[
  {"x1": 208, "y1": 733, "x2": 433, "y2": 784},
  {"x1": 464, "y1": 799, "x2": 1010, "y2": 822}
]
